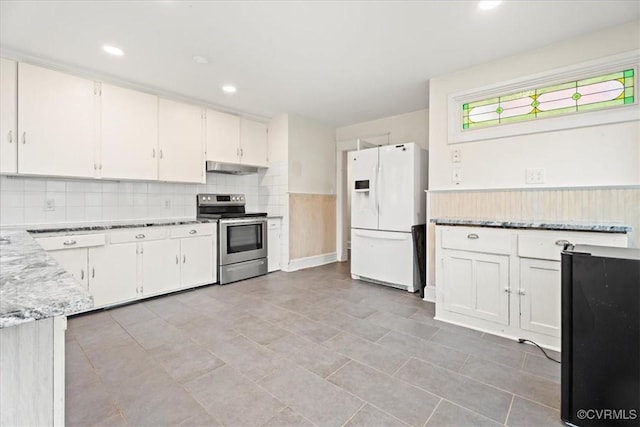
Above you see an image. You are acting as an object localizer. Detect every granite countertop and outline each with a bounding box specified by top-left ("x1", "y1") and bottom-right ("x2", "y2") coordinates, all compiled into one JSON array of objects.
[
  {"x1": 23, "y1": 217, "x2": 218, "y2": 235},
  {"x1": 432, "y1": 218, "x2": 632, "y2": 233},
  {"x1": 0, "y1": 229, "x2": 93, "y2": 328}
]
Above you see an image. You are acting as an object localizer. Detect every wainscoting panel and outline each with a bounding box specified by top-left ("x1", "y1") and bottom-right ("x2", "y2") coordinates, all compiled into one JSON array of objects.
[{"x1": 289, "y1": 193, "x2": 336, "y2": 260}]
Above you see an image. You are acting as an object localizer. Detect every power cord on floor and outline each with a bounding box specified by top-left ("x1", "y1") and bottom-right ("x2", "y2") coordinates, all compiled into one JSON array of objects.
[{"x1": 518, "y1": 338, "x2": 561, "y2": 363}]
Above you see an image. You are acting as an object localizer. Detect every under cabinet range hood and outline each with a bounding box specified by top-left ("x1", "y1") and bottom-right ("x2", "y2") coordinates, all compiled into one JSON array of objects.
[{"x1": 205, "y1": 161, "x2": 259, "y2": 175}]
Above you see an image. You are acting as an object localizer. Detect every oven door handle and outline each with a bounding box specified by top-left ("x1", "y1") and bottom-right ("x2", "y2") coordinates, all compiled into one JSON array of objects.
[{"x1": 219, "y1": 218, "x2": 267, "y2": 225}]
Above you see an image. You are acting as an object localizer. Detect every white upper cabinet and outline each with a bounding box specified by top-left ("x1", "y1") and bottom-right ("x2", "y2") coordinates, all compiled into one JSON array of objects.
[
  {"x1": 205, "y1": 109, "x2": 268, "y2": 167},
  {"x1": 0, "y1": 58, "x2": 17, "y2": 174},
  {"x1": 158, "y1": 98, "x2": 205, "y2": 183},
  {"x1": 100, "y1": 83, "x2": 158, "y2": 180},
  {"x1": 239, "y1": 118, "x2": 268, "y2": 167},
  {"x1": 205, "y1": 109, "x2": 241, "y2": 164},
  {"x1": 18, "y1": 62, "x2": 97, "y2": 178}
]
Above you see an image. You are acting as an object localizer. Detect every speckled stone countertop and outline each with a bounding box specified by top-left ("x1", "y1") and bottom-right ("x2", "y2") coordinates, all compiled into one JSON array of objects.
[
  {"x1": 432, "y1": 218, "x2": 632, "y2": 233},
  {"x1": 24, "y1": 217, "x2": 217, "y2": 236},
  {"x1": 0, "y1": 229, "x2": 93, "y2": 328}
]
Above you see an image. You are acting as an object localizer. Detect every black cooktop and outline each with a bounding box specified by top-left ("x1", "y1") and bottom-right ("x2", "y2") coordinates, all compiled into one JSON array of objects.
[{"x1": 198, "y1": 212, "x2": 268, "y2": 219}]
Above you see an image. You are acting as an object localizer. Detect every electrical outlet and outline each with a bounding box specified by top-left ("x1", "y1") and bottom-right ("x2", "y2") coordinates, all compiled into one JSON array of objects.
[
  {"x1": 452, "y1": 167, "x2": 462, "y2": 184},
  {"x1": 525, "y1": 168, "x2": 546, "y2": 184},
  {"x1": 451, "y1": 148, "x2": 461, "y2": 163},
  {"x1": 44, "y1": 199, "x2": 55, "y2": 211},
  {"x1": 164, "y1": 199, "x2": 171, "y2": 209}
]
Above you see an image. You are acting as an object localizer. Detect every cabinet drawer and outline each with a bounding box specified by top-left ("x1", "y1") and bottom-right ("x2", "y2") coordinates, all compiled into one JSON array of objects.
[
  {"x1": 268, "y1": 219, "x2": 281, "y2": 230},
  {"x1": 110, "y1": 227, "x2": 167, "y2": 244},
  {"x1": 36, "y1": 233, "x2": 105, "y2": 251},
  {"x1": 518, "y1": 230, "x2": 628, "y2": 261},
  {"x1": 169, "y1": 223, "x2": 214, "y2": 239},
  {"x1": 441, "y1": 227, "x2": 512, "y2": 255}
]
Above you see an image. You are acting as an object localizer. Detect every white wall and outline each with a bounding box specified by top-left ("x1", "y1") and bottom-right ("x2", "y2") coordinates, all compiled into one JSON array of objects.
[
  {"x1": 336, "y1": 109, "x2": 429, "y2": 151},
  {"x1": 429, "y1": 21, "x2": 640, "y2": 191},
  {"x1": 267, "y1": 113, "x2": 289, "y2": 166},
  {"x1": 288, "y1": 114, "x2": 336, "y2": 195}
]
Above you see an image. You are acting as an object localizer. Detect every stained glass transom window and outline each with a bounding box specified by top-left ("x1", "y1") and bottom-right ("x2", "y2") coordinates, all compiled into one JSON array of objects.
[{"x1": 462, "y1": 69, "x2": 635, "y2": 130}]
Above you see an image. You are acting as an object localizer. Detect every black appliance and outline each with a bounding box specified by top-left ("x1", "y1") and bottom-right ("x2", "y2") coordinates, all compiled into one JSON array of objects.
[{"x1": 561, "y1": 244, "x2": 640, "y2": 426}]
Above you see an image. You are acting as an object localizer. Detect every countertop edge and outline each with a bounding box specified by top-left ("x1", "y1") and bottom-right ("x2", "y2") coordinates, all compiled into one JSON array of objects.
[{"x1": 431, "y1": 218, "x2": 632, "y2": 233}]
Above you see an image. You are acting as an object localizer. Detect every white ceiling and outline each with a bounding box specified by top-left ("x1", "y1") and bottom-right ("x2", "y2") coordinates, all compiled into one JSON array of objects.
[{"x1": 1, "y1": 1, "x2": 638, "y2": 127}]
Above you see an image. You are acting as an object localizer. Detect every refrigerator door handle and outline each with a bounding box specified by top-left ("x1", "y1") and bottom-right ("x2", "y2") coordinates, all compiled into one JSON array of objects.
[
  {"x1": 376, "y1": 162, "x2": 381, "y2": 214},
  {"x1": 353, "y1": 229, "x2": 408, "y2": 240}
]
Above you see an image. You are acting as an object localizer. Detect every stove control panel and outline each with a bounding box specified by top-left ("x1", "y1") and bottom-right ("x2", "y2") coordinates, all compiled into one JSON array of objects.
[{"x1": 198, "y1": 194, "x2": 245, "y2": 206}]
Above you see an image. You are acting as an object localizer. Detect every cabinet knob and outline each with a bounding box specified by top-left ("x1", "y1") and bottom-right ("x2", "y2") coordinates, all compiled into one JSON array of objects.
[
  {"x1": 555, "y1": 239, "x2": 571, "y2": 247},
  {"x1": 92, "y1": 267, "x2": 95, "y2": 278},
  {"x1": 21, "y1": 132, "x2": 26, "y2": 144},
  {"x1": 467, "y1": 233, "x2": 479, "y2": 240},
  {"x1": 152, "y1": 148, "x2": 156, "y2": 158},
  {"x1": 503, "y1": 287, "x2": 511, "y2": 293},
  {"x1": 7, "y1": 130, "x2": 12, "y2": 144},
  {"x1": 80, "y1": 269, "x2": 85, "y2": 280},
  {"x1": 175, "y1": 255, "x2": 179, "y2": 264},
  {"x1": 135, "y1": 234, "x2": 145, "y2": 239},
  {"x1": 518, "y1": 289, "x2": 526, "y2": 296},
  {"x1": 183, "y1": 255, "x2": 186, "y2": 264},
  {"x1": 63, "y1": 239, "x2": 77, "y2": 246},
  {"x1": 159, "y1": 149, "x2": 163, "y2": 159},
  {"x1": 189, "y1": 229, "x2": 197, "y2": 234}
]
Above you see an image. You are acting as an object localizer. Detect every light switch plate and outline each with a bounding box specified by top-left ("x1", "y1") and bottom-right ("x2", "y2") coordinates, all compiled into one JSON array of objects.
[
  {"x1": 44, "y1": 199, "x2": 55, "y2": 211},
  {"x1": 451, "y1": 148, "x2": 461, "y2": 163},
  {"x1": 452, "y1": 168, "x2": 462, "y2": 184}
]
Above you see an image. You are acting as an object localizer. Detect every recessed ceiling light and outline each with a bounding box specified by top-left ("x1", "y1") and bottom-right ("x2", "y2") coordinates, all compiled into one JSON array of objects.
[
  {"x1": 478, "y1": 1, "x2": 502, "y2": 10},
  {"x1": 192, "y1": 55, "x2": 209, "y2": 64},
  {"x1": 222, "y1": 85, "x2": 237, "y2": 94},
  {"x1": 103, "y1": 45, "x2": 124, "y2": 56}
]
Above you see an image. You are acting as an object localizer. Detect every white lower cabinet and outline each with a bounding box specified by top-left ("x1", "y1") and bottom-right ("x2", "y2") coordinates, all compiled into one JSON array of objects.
[
  {"x1": 88, "y1": 243, "x2": 138, "y2": 308},
  {"x1": 267, "y1": 218, "x2": 282, "y2": 272},
  {"x1": 442, "y1": 250, "x2": 509, "y2": 325},
  {"x1": 141, "y1": 238, "x2": 181, "y2": 297},
  {"x1": 37, "y1": 224, "x2": 218, "y2": 312},
  {"x1": 436, "y1": 225, "x2": 628, "y2": 350},
  {"x1": 519, "y1": 258, "x2": 561, "y2": 337}
]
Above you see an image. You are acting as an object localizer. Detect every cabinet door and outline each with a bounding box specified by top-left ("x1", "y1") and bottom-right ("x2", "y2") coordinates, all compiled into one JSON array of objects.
[
  {"x1": 239, "y1": 118, "x2": 267, "y2": 167},
  {"x1": 519, "y1": 258, "x2": 561, "y2": 337},
  {"x1": 141, "y1": 238, "x2": 181, "y2": 296},
  {"x1": 158, "y1": 98, "x2": 204, "y2": 183},
  {"x1": 47, "y1": 248, "x2": 88, "y2": 290},
  {"x1": 17, "y1": 63, "x2": 97, "y2": 178},
  {"x1": 88, "y1": 244, "x2": 138, "y2": 308},
  {"x1": 0, "y1": 58, "x2": 17, "y2": 174},
  {"x1": 267, "y1": 218, "x2": 281, "y2": 272},
  {"x1": 442, "y1": 249, "x2": 509, "y2": 325},
  {"x1": 100, "y1": 83, "x2": 158, "y2": 180},
  {"x1": 205, "y1": 109, "x2": 240, "y2": 164},
  {"x1": 180, "y1": 235, "x2": 214, "y2": 287}
]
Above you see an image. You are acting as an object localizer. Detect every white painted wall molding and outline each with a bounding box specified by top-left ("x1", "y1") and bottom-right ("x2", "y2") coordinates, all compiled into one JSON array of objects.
[{"x1": 285, "y1": 252, "x2": 337, "y2": 272}]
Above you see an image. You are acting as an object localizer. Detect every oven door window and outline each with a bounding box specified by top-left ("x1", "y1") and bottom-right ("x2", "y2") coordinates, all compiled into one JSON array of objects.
[{"x1": 227, "y1": 223, "x2": 263, "y2": 253}]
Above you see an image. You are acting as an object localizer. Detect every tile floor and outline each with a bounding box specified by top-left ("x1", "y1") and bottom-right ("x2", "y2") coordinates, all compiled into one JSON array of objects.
[{"x1": 66, "y1": 261, "x2": 563, "y2": 427}]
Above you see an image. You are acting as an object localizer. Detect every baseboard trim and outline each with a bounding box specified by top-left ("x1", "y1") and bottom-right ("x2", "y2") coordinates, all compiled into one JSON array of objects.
[
  {"x1": 423, "y1": 285, "x2": 436, "y2": 302},
  {"x1": 286, "y1": 252, "x2": 337, "y2": 272}
]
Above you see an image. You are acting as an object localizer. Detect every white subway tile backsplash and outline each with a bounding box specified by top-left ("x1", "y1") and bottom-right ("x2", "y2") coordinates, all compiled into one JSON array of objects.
[
  {"x1": 85, "y1": 206, "x2": 102, "y2": 221},
  {"x1": 0, "y1": 207, "x2": 24, "y2": 225},
  {"x1": 66, "y1": 193, "x2": 85, "y2": 207},
  {"x1": 45, "y1": 209, "x2": 66, "y2": 223},
  {"x1": 46, "y1": 180, "x2": 66, "y2": 192},
  {"x1": 23, "y1": 179, "x2": 46, "y2": 192},
  {"x1": 66, "y1": 181, "x2": 86, "y2": 193},
  {"x1": 102, "y1": 193, "x2": 118, "y2": 207},
  {"x1": 25, "y1": 192, "x2": 46, "y2": 208},
  {"x1": 1, "y1": 169, "x2": 266, "y2": 226},
  {"x1": 102, "y1": 182, "x2": 119, "y2": 193},
  {"x1": 24, "y1": 207, "x2": 46, "y2": 224},
  {"x1": 66, "y1": 206, "x2": 86, "y2": 222},
  {"x1": 85, "y1": 192, "x2": 102, "y2": 207}
]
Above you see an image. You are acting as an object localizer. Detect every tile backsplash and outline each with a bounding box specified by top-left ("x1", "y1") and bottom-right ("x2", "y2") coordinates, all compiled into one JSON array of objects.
[{"x1": 0, "y1": 173, "x2": 264, "y2": 226}]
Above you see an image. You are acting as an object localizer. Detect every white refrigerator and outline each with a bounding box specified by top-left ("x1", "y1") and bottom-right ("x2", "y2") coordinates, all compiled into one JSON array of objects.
[{"x1": 350, "y1": 142, "x2": 428, "y2": 292}]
